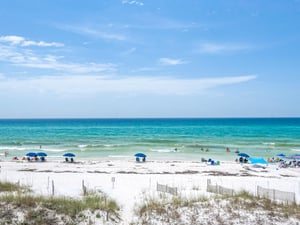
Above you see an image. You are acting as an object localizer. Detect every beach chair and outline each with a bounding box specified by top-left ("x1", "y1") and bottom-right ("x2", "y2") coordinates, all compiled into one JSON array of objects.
[
  {"x1": 70, "y1": 157, "x2": 74, "y2": 163},
  {"x1": 65, "y1": 157, "x2": 69, "y2": 162},
  {"x1": 136, "y1": 157, "x2": 140, "y2": 162}
]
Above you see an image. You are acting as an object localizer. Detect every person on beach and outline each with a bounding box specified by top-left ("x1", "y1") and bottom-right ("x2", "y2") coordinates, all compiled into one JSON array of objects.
[{"x1": 226, "y1": 147, "x2": 231, "y2": 153}]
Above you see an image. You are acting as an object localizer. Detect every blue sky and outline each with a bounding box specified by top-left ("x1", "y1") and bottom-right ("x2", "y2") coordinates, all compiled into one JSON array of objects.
[{"x1": 0, "y1": 0, "x2": 299, "y2": 118}]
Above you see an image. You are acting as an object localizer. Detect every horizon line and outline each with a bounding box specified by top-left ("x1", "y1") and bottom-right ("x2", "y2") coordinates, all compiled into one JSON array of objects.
[{"x1": 0, "y1": 117, "x2": 299, "y2": 120}]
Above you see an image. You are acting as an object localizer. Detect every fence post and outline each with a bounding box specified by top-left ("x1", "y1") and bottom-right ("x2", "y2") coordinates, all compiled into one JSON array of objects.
[
  {"x1": 47, "y1": 176, "x2": 50, "y2": 193},
  {"x1": 52, "y1": 180, "x2": 54, "y2": 196},
  {"x1": 82, "y1": 180, "x2": 87, "y2": 195},
  {"x1": 207, "y1": 179, "x2": 211, "y2": 192},
  {"x1": 111, "y1": 177, "x2": 115, "y2": 189}
]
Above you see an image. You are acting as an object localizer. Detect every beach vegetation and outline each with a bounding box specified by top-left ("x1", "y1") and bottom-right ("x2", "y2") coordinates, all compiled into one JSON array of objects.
[
  {"x1": 138, "y1": 195, "x2": 167, "y2": 217},
  {"x1": 0, "y1": 182, "x2": 121, "y2": 225},
  {"x1": 132, "y1": 191, "x2": 300, "y2": 225},
  {"x1": 0, "y1": 181, "x2": 30, "y2": 193}
]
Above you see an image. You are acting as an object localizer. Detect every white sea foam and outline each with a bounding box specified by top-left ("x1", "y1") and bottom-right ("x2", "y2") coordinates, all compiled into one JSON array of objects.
[
  {"x1": 42, "y1": 148, "x2": 65, "y2": 152},
  {"x1": 291, "y1": 148, "x2": 300, "y2": 152},
  {"x1": 78, "y1": 144, "x2": 117, "y2": 148},
  {"x1": 262, "y1": 142, "x2": 276, "y2": 146},
  {"x1": 108, "y1": 155, "x2": 131, "y2": 158},
  {"x1": 149, "y1": 148, "x2": 177, "y2": 153},
  {"x1": 0, "y1": 146, "x2": 27, "y2": 151},
  {"x1": 78, "y1": 144, "x2": 88, "y2": 148},
  {"x1": 0, "y1": 146, "x2": 67, "y2": 153},
  {"x1": 104, "y1": 143, "x2": 130, "y2": 147}
]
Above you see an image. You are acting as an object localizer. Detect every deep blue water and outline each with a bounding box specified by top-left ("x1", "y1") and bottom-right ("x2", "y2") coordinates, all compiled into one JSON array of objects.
[{"x1": 0, "y1": 118, "x2": 299, "y2": 160}]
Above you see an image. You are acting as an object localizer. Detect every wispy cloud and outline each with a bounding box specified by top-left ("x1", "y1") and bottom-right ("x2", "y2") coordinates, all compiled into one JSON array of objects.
[
  {"x1": 126, "y1": 15, "x2": 202, "y2": 30},
  {"x1": 121, "y1": 47, "x2": 136, "y2": 56},
  {"x1": 159, "y1": 57, "x2": 187, "y2": 66},
  {"x1": 56, "y1": 24, "x2": 127, "y2": 41},
  {"x1": 0, "y1": 74, "x2": 257, "y2": 96},
  {"x1": 0, "y1": 44, "x2": 116, "y2": 74},
  {"x1": 131, "y1": 67, "x2": 158, "y2": 73},
  {"x1": 121, "y1": 0, "x2": 144, "y2": 6},
  {"x1": 0, "y1": 35, "x2": 64, "y2": 47},
  {"x1": 197, "y1": 42, "x2": 251, "y2": 54}
]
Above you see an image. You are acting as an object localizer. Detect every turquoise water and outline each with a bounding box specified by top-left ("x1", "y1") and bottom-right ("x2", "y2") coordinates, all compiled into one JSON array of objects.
[{"x1": 0, "y1": 118, "x2": 300, "y2": 160}]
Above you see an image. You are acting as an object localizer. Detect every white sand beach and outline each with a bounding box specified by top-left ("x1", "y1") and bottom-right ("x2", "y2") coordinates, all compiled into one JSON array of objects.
[{"x1": 0, "y1": 158, "x2": 299, "y2": 224}]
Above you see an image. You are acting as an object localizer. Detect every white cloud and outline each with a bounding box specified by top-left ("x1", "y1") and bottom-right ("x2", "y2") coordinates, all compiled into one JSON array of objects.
[
  {"x1": 0, "y1": 74, "x2": 257, "y2": 96},
  {"x1": 0, "y1": 45, "x2": 116, "y2": 74},
  {"x1": 0, "y1": 35, "x2": 64, "y2": 47},
  {"x1": 159, "y1": 57, "x2": 187, "y2": 66},
  {"x1": 121, "y1": 0, "x2": 144, "y2": 6},
  {"x1": 20, "y1": 60, "x2": 115, "y2": 74},
  {"x1": 197, "y1": 42, "x2": 251, "y2": 54},
  {"x1": 0, "y1": 36, "x2": 24, "y2": 45}
]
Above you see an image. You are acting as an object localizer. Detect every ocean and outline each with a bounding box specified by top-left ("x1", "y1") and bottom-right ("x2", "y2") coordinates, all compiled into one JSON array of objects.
[{"x1": 0, "y1": 118, "x2": 300, "y2": 161}]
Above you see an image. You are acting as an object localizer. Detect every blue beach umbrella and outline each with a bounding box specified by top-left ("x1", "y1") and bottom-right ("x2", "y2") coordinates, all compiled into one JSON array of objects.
[
  {"x1": 26, "y1": 152, "x2": 37, "y2": 157},
  {"x1": 63, "y1": 153, "x2": 75, "y2": 157},
  {"x1": 249, "y1": 157, "x2": 268, "y2": 165},
  {"x1": 134, "y1": 153, "x2": 146, "y2": 158},
  {"x1": 237, "y1": 153, "x2": 250, "y2": 158},
  {"x1": 276, "y1": 153, "x2": 286, "y2": 157},
  {"x1": 37, "y1": 152, "x2": 47, "y2": 157}
]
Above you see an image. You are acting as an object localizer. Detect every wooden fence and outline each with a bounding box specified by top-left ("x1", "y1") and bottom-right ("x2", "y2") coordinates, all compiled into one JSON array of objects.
[{"x1": 157, "y1": 183, "x2": 178, "y2": 196}]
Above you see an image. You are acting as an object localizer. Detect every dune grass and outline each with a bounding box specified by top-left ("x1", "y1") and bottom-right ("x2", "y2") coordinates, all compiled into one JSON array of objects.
[
  {"x1": 0, "y1": 181, "x2": 30, "y2": 193},
  {"x1": 133, "y1": 191, "x2": 300, "y2": 225},
  {"x1": 0, "y1": 181, "x2": 120, "y2": 225}
]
